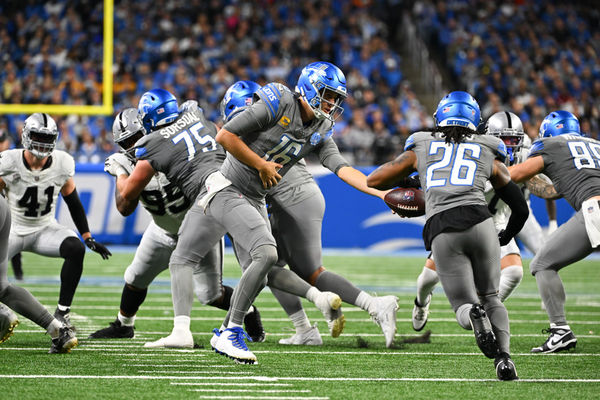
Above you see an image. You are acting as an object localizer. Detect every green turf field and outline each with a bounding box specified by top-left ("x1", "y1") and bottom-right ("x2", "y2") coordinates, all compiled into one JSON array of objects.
[{"x1": 1, "y1": 251, "x2": 599, "y2": 399}]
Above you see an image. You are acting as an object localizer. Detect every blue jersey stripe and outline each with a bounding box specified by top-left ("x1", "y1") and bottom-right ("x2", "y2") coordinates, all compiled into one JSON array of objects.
[
  {"x1": 529, "y1": 140, "x2": 544, "y2": 157},
  {"x1": 404, "y1": 134, "x2": 416, "y2": 151}
]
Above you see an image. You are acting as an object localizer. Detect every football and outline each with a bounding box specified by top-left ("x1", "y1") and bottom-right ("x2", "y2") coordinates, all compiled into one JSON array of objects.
[{"x1": 383, "y1": 187, "x2": 425, "y2": 218}]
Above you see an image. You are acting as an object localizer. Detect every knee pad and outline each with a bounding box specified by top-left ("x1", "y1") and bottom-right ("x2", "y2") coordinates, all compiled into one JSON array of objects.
[
  {"x1": 194, "y1": 282, "x2": 222, "y2": 305},
  {"x1": 455, "y1": 303, "x2": 472, "y2": 330},
  {"x1": 250, "y1": 244, "x2": 278, "y2": 269},
  {"x1": 59, "y1": 237, "x2": 85, "y2": 260}
]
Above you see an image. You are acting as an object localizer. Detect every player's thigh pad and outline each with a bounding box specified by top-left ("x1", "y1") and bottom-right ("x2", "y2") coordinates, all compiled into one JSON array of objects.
[
  {"x1": 28, "y1": 223, "x2": 78, "y2": 257},
  {"x1": 125, "y1": 221, "x2": 177, "y2": 288},
  {"x1": 208, "y1": 187, "x2": 276, "y2": 253},
  {"x1": 468, "y1": 218, "x2": 502, "y2": 296},
  {"x1": 530, "y1": 210, "x2": 593, "y2": 274}
]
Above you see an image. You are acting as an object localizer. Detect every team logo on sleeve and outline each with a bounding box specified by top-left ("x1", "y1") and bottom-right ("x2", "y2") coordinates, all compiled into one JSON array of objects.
[{"x1": 278, "y1": 116, "x2": 290, "y2": 128}]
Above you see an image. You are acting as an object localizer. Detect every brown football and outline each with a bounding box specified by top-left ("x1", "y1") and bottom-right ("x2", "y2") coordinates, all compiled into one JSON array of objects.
[{"x1": 383, "y1": 187, "x2": 425, "y2": 218}]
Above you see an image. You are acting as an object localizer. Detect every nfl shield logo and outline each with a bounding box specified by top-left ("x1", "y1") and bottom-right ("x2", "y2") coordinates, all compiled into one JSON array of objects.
[
  {"x1": 402, "y1": 190, "x2": 415, "y2": 201},
  {"x1": 245, "y1": 98, "x2": 252, "y2": 106}
]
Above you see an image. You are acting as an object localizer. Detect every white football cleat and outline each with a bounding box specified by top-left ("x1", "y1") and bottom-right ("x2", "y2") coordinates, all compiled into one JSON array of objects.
[
  {"x1": 210, "y1": 328, "x2": 221, "y2": 349},
  {"x1": 412, "y1": 295, "x2": 431, "y2": 331},
  {"x1": 279, "y1": 324, "x2": 323, "y2": 346},
  {"x1": 143, "y1": 327, "x2": 193, "y2": 348},
  {"x1": 0, "y1": 304, "x2": 19, "y2": 344},
  {"x1": 214, "y1": 327, "x2": 257, "y2": 364},
  {"x1": 314, "y1": 291, "x2": 345, "y2": 338},
  {"x1": 370, "y1": 295, "x2": 399, "y2": 348}
]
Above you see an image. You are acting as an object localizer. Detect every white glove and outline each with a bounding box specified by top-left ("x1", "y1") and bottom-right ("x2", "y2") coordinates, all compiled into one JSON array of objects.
[
  {"x1": 104, "y1": 153, "x2": 133, "y2": 177},
  {"x1": 547, "y1": 219, "x2": 558, "y2": 235},
  {"x1": 179, "y1": 100, "x2": 200, "y2": 113}
]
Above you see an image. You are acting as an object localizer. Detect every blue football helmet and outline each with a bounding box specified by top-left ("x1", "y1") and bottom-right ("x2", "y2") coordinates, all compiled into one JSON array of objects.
[
  {"x1": 138, "y1": 88, "x2": 179, "y2": 132},
  {"x1": 539, "y1": 110, "x2": 580, "y2": 138},
  {"x1": 434, "y1": 91, "x2": 481, "y2": 132},
  {"x1": 296, "y1": 61, "x2": 347, "y2": 122},
  {"x1": 220, "y1": 80, "x2": 261, "y2": 123}
]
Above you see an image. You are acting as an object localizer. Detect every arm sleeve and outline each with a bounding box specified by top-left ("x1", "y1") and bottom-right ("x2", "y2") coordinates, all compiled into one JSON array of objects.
[
  {"x1": 495, "y1": 181, "x2": 529, "y2": 240},
  {"x1": 63, "y1": 188, "x2": 90, "y2": 235},
  {"x1": 317, "y1": 138, "x2": 350, "y2": 174}
]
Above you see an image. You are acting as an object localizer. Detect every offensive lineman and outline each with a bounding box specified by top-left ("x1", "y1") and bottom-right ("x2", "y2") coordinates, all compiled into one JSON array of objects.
[
  {"x1": 367, "y1": 91, "x2": 528, "y2": 380},
  {"x1": 221, "y1": 80, "x2": 398, "y2": 347},
  {"x1": 91, "y1": 107, "x2": 264, "y2": 345},
  {"x1": 0, "y1": 113, "x2": 111, "y2": 329},
  {"x1": 509, "y1": 110, "x2": 600, "y2": 353}
]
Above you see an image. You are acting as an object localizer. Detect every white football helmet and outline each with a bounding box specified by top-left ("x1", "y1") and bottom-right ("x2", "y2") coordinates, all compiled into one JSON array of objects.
[
  {"x1": 22, "y1": 113, "x2": 59, "y2": 159},
  {"x1": 486, "y1": 111, "x2": 525, "y2": 165}
]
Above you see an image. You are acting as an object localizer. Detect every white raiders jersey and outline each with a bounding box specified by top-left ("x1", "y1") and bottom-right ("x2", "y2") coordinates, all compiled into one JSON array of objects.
[
  {"x1": 110, "y1": 152, "x2": 191, "y2": 236},
  {"x1": 0, "y1": 149, "x2": 73, "y2": 235},
  {"x1": 138, "y1": 171, "x2": 191, "y2": 236}
]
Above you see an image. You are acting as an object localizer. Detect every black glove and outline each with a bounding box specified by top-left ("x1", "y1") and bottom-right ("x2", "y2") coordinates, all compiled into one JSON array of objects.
[
  {"x1": 497, "y1": 229, "x2": 513, "y2": 246},
  {"x1": 397, "y1": 175, "x2": 421, "y2": 189},
  {"x1": 85, "y1": 237, "x2": 112, "y2": 260}
]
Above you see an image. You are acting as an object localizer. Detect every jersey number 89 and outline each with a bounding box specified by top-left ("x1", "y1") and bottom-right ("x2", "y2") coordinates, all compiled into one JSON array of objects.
[{"x1": 568, "y1": 141, "x2": 600, "y2": 170}]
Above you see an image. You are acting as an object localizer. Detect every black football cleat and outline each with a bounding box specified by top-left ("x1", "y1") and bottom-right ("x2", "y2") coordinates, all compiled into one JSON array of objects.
[
  {"x1": 88, "y1": 319, "x2": 134, "y2": 339},
  {"x1": 531, "y1": 326, "x2": 577, "y2": 353},
  {"x1": 469, "y1": 304, "x2": 499, "y2": 359},
  {"x1": 495, "y1": 352, "x2": 518, "y2": 381},
  {"x1": 244, "y1": 305, "x2": 265, "y2": 343},
  {"x1": 49, "y1": 326, "x2": 78, "y2": 354}
]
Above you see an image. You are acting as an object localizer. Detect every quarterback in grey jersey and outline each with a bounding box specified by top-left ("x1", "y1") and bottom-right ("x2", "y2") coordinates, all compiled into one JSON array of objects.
[
  {"x1": 509, "y1": 110, "x2": 600, "y2": 354},
  {"x1": 412, "y1": 111, "x2": 529, "y2": 331},
  {"x1": 208, "y1": 63, "x2": 390, "y2": 363},
  {"x1": 222, "y1": 80, "x2": 398, "y2": 348},
  {"x1": 0, "y1": 113, "x2": 111, "y2": 329},
  {"x1": 368, "y1": 91, "x2": 529, "y2": 381}
]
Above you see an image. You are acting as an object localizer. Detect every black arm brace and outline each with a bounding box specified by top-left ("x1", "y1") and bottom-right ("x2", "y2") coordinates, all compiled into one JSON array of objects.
[
  {"x1": 63, "y1": 188, "x2": 90, "y2": 235},
  {"x1": 496, "y1": 181, "x2": 529, "y2": 241}
]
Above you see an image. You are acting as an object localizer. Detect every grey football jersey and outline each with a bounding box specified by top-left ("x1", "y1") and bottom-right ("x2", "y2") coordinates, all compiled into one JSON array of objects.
[
  {"x1": 529, "y1": 134, "x2": 600, "y2": 211},
  {"x1": 221, "y1": 82, "x2": 349, "y2": 201},
  {"x1": 267, "y1": 160, "x2": 316, "y2": 207},
  {"x1": 405, "y1": 131, "x2": 507, "y2": 219},
  {"x1": 134, "y1": 108, "x2": 225, "y2": 201}
]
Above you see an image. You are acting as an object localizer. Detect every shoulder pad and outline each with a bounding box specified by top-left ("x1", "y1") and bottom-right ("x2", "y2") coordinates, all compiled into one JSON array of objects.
[
  {"x1": 57, "y1": 150, "x2": 75, "y2": 174},
  {"x1": 0, "y1": 150, "x2": 19, "y2": 174},
  {"x1": 255, "y1": 83, "x2": 289, "y2": 119},
  {"x1": 404, "y1": 132, "x2": 425, "y2": 151},
  {"x1": 529, "y1": 139, "x2": 544, "y2": 157}
]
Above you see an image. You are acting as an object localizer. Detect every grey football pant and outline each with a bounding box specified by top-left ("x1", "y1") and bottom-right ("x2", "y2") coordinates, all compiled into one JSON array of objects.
[
  {"x1": 268, "y1": 181, "x2": 362, "y2": 317},
  {"x1": 530, "y1": 210, "x2": 595, "y2": 326},
  {"x1": 0, "y1": 196, "x2": 54, "y2": 330},
  {"x1": 170, "y1": 186, "x2": 277, "y2": 327},
  {"x1": 432, "y1": 218, "x2": 511, "y2": 354}
]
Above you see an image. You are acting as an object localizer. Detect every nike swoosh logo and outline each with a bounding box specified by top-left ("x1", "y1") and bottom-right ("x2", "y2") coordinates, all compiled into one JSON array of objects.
[{"x1": 549, "y1": 334, "x2": 570, "y2": 347}]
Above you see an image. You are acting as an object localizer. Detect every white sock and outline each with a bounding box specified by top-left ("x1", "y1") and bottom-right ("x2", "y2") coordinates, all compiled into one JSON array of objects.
[
  {"x1": 416, "y1": 267, "x2": 439, "y2": 306},
  {"x1": 245, "y1": 305, "x2": 255, "y2": 315},
  {"x1": 173, "y1": 315, "x2": 191, "y2": 331},
  {"x1": 550, "y1": 323, "x2": 570, "y2": 330},
  {"x1": 118, "y1": 312, "x2": 135, "y2": 327},
  {"x1": 456, "y1": 303, "x2": 473, "y2": 330},
  {"x1": 289, "y1": 310, "x2": 312, "y2": 334},
  {"x1": 227, "y1": 322, "x2": 242, "y2": 329},
  {"x1": 355, "y1": 291, "x2": 374, "y2": 313},
  {"x1": 305, "y1": 287, "x2": 320, "y2": 303},
  {"x1": 57, "y1": 304, "x2": 70, "y2": 313},
  {"x1": 47, "y1": 319, "x2": 62, "y2": 339},
  {"x1": 498, "y1": 265, "x2": 523, "y2": 302}
]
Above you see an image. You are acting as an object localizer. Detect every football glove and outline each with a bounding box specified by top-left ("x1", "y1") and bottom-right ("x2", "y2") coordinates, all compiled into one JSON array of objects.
[
  {"x1": 104, "y1": 153, "x2": 133, "y2": 177},
  {"x1": 397, "y1": 175, "x2": 421, "y2": 189},
  {"x1": 497, "y1": 229, "x2": 513, "y2": 247},
  {"x1": 85, "y1": 237, "x2": 112, "y2": 260}
]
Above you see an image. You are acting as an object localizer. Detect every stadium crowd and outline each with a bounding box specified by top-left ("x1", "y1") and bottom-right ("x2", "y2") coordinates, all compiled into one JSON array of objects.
[
  {"x1": 0, "y1": 0, "x2": 431, "y2": 165},
  {"x1": 412, "y1": 0, "x2": 600, "y2": 141}
]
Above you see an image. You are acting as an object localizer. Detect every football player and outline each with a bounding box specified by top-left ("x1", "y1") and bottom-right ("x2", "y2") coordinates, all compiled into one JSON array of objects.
[
  {"x1": 412, "y1": 111, "x2": 530, "y2": 331},
  {"x1": 221, "y1": 80, "x2": 399, "y2": 347},
  {"x1": 368, "y1": 91, "x2": 529, "y2": 380},
  {"x1": 91, "y1": 107, "x2": 264, "y2": 346},
  {"x1": 109, "y1": 89, "x2": 342, "y2": 362},
  {"x1": 509, "y1": 110, "x2": 600, "y2": 353},
  {"x1": 0, "y1": 113, "x2": 111, "y2": 329}
]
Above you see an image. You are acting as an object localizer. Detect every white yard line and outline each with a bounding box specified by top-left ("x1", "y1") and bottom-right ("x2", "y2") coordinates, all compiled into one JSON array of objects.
[{"x1": 0, "y1": 374, "x2": 598, "y2": 383}]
